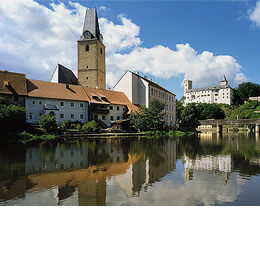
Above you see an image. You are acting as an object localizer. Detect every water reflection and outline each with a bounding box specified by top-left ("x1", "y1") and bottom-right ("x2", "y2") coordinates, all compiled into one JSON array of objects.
[{"x1": 1, "y1": 132, "x2": 260, "y2": 205}]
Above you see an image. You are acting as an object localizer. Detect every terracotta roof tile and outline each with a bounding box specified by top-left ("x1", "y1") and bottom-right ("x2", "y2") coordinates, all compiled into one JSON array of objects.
[
  {"x1": 0, "y1": 70, "x2": 27, "y2": 95},
  {"x1": 26, "y1": 79, "x2": 140, "y2": 112},
  {"x1": 27, "y1": 79, "x2": 90, "y2": 102}
]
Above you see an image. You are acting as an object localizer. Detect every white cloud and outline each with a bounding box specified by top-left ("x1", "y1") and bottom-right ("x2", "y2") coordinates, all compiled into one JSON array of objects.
[
  {"x1": 249, "y1": 1, "x2": 260, "y2": 28},
  {"x1": 0, "y1": 0, "x2": 248, "y2": 89},
  {"x1": 0, "y1": 0, "x2": 85, "y2": 80}
]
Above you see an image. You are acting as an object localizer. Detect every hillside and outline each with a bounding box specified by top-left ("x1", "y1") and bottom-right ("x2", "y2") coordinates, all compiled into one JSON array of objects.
[{"x1": 219, "y1": 100, "x2": 260, "y2": 120}]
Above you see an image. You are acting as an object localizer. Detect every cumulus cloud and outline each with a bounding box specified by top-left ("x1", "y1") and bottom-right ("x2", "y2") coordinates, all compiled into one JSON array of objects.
[
  {"x1": 0, "y1": 0, "x2": 248, "y2": 89},
  {"x1": 0, "y1": 0, "x2": 85, "y2": 80},
  {"x1": 248, "y1": 1, "x2": 260, "y2": 28}
]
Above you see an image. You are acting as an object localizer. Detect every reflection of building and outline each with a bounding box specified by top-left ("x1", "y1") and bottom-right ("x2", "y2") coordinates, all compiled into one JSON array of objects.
[
  {"x1": 183, "y1": 154, "x2": 232, "y2": 183},
  {"x1": 114, "y1": 139, "x2": 177, "y2": 197}
]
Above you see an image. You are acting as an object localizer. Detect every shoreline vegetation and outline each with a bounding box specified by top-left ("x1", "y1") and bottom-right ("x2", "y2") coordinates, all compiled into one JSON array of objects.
[{"x1": 2, "y1": 128, "x2": 195, "y2": 144}]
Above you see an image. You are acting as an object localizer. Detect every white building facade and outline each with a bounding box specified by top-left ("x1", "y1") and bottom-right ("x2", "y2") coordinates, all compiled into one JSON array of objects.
[
  {"x1": 114, "y1": 70, "x2": 176, "y2": 126},
  {"x1": 184, "y1": 76, "x2": 233, "y2": 106}
]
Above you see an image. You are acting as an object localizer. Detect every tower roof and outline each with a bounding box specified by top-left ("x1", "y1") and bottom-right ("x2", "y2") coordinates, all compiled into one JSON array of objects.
[{"x1": 82, "y1": 8, "x2": 101, "y2": 40}]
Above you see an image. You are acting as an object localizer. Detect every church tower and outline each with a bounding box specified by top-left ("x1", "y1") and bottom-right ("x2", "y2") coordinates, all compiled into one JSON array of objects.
[{"x1": 78, "y1": 8, "x2": 106, "y2": 89}]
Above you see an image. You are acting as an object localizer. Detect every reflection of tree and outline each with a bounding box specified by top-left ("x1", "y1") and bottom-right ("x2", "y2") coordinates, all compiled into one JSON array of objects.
[
  {"x1": 177, "y1": 135, "x2": 225, "y2": 160},
  {"x1": 0, "y1": 141, "x2": 26, "y2": 179}
]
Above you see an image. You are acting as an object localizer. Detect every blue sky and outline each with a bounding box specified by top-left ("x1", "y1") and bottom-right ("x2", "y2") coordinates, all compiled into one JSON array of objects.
[{"x1": 0, "y1": 0, "x2": 260, "y2": 99}]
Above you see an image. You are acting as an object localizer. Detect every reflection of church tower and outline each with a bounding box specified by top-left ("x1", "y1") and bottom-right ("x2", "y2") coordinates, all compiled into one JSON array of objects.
[
  {"x1": 77, "y1": 178, "x2": 106, "y2": 206},
  {"x1": 77, "y1": 8, "x2": 106, "y2": 89}
]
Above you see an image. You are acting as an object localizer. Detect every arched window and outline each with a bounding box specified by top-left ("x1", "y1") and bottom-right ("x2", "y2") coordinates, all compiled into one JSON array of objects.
[{"x1": 86, "y1": 45, "x2": 89, "y2": 51}]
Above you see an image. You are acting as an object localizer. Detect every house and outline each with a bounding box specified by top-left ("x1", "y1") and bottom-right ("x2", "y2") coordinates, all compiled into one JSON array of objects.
[
  {"x1": 0, "y1": 70, "x2": 27, "y2": 107},
  {"x1": 184, "y1": 76, "x2": 233, "y2": 106},
  {"x1": 114, "y1": 70, "x2": 176, "y2": 126},
  {"x1": 26, "y1": 79, "x2": 89, "y2": 125},
  {"x1": 26, "y1": 78, "x2": 138, "y2": 126}
]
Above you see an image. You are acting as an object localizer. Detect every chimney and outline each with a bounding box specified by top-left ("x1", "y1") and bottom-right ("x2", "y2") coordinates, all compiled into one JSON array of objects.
[
  {"x1": 107, "y1": 87, "x2": 111, "y2": 90},
  {"x1": 66, "y1": 84, "x2": 69, "y2": 89},
  {"x1": 144, "y1": 75, "x2": 147, "y2": 79},
  {"x1": 149, "y1": 78, "x2": 152, "y2": 81},
  {"x1": 136, "y1": 71, "x2": 139, "y2": 75},
  {"x1": 4, "y1": 81, "x2": 10, "y2": 86},
  {"x1": 96, "y1": 86, "x2": 99, "y2": 89}
]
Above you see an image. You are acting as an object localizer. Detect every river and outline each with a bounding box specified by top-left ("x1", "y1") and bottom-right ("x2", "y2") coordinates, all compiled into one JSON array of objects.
[{"x1": 1, "y1": 132, "x2": 260, "y2": 206}]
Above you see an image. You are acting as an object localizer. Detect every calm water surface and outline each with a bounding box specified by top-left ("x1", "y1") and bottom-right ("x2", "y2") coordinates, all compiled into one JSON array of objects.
[{"x1": 1, "y1": 133, "x2": 260, "y2": 206}]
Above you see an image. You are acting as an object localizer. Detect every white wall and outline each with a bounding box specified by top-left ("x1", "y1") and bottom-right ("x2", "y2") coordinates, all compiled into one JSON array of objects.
[
  {"x1": 26, "y1": 97, "x2": 88, "y2": 125},
  {"x1": 114, "y1": 71, "x2": 133, "y2": 102}
]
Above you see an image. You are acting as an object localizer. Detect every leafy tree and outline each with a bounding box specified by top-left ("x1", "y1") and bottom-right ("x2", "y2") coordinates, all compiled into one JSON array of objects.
[
  {"x1": 0, "y1": 101, "x2": 26, "y2": 136},
  {"x1": 82, "y1": 120, "x2": 100, "y2": 133},
  {"x1": 176, "y1": 97, "x2": 184, "y2": 121},
  {"x1": 0, "y1": 97, "x2": 6, "y2": 105},
  {"x1": 130, "y1": 99, "x2": 165, "y2": 131},
  {"x1": 38, "y1": 114, "x2": 57, "y2": 133},
  {"x1": 180, "y1": 103, "x2": 225, "y2": 121},
  {"x1": 199, "y1": 103, "x2": 225, "y2": 119},
  {"x1": 233, "y1": 82, "x2": 260, "y2": 104}
]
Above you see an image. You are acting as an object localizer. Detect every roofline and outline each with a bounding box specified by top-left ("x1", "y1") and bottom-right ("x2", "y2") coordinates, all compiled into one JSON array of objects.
[
  {"x1": 186, "y1": 85, "x2": 232, "y2": 93},
  {"x1": 114, "y1": 70, "x2": 176, "y2": 96}
]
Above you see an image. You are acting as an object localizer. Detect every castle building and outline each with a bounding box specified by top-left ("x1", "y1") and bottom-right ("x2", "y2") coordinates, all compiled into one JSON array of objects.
[{"x1": 184, "y1": 76, "x2": 233, "y2": 106}]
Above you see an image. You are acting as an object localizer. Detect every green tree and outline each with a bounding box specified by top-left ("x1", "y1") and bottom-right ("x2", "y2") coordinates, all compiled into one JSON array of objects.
[
  {"x1": 38, "y1": 114, "x2": 57, "y2": 133},
  {"x1": 0, "y1": 101, "x2": 26, "y2": 136},
  {"x1": 181, "y1": 103, "x2": 225, "y2": 121},
  {"x1": 130, "y1": 99, "x2": 165, "y2": 131},
  {"x1": 82, "y1": 120, "x2": 100, "y2": 133},
  {"x1": 233, "y1": 82, "x2": 260, "y2": 104},
  {"x1": 176, "y1": 97, "x2": 184, "y2": 121}
]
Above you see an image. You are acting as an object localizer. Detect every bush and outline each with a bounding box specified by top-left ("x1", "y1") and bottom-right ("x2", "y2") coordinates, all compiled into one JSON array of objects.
[
  {"x1": 38, "y1": 114, "x2": 57, "y2": 133},
  {"x1": 60, "y1": 120, "x2": 70, "y2": 131},
  {"x1": 0, "y1": 102, "x2": 26, "y2": 136},
  {"x1": 82, "y1": 120, "x2": 100, "y2": 133}
]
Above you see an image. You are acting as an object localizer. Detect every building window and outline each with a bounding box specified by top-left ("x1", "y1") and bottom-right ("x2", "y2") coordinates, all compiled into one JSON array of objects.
[
  {"x1": 29, "y1": 113, "x2": 33, "y2": 120},
  {"x1": 80, "y1": 114, "x2": 84, "y2": 119},
  {"x1": 117, "y1": 106, "x2": 119, "y2": 110},
  {"x1": 117, "y1": 116, "x2": 120, "y2": 120},
  {"x1": 100, "y1": 48, "x2": 102, "y2": 55},
  {"x1": 86, "y1": 77, "x2": 88, "y2": 80},
  {"x1": 13, "y1": 96, "x2": 18, "y2": 102},
  {"x1": 39, "y1": 101, "x2": 42, "y2": 105},
  {"x1": 102, "y1": 116, "x2": 105, "y2": 120},
  {"x1": 151, "y1": 88, "x2": 153, "y2": 95},
  {"x1": 60, "y1": 114, "x2": 64, "y2": 119},
  {"x1": 71, "y1": 114, "x2": 74, "y2": 119},
  {"x1": 86, "y1": 45, "x2": 89, "y2": 51},
  {"x1": 80, "y1": 103, "x2": 84, "y2": 108},
  {"x1": 71, "y1": 103, "x2": 74, "y2": 107},
  {"x1": 60, "y1": 101, "x2": 64, "y2": 106},
  {"x1": 32, "y1": 100, "x2": 36, "y2": 105},
  {"x1": 110, "y1": 116, "x2": 113, "y2": 120},
  {"x1": 110, "y1": 106, "x2": 113, "y2": 110}
]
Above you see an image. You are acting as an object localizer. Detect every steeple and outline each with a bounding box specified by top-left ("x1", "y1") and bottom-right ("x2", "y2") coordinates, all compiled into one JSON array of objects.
[
  {"x1": 221, "y1": 75, "x2": 228, "y2": 86},
  {"x1": 81, "y1": 8, "x2": 103, "y2": 43},
  {"x1": 77, "y1": 8, "x2": 106, "y2": 89}
]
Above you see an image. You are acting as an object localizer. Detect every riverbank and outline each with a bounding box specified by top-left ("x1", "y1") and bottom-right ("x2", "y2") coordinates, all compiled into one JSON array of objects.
[{"x1": 1, "y1": 128, "x2": 195, "y2": 143}]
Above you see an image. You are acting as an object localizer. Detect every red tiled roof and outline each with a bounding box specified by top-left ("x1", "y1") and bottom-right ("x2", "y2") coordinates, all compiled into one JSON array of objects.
[
  {"x1": 27, "y1": 79, "x2": 90, "y2": 102},
  {"x1": 0, "y1": 70, "x2": 27, "y2": 95},
  {"x1": 26, "y1": 79, "x2": 140, "y2": 113}
]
